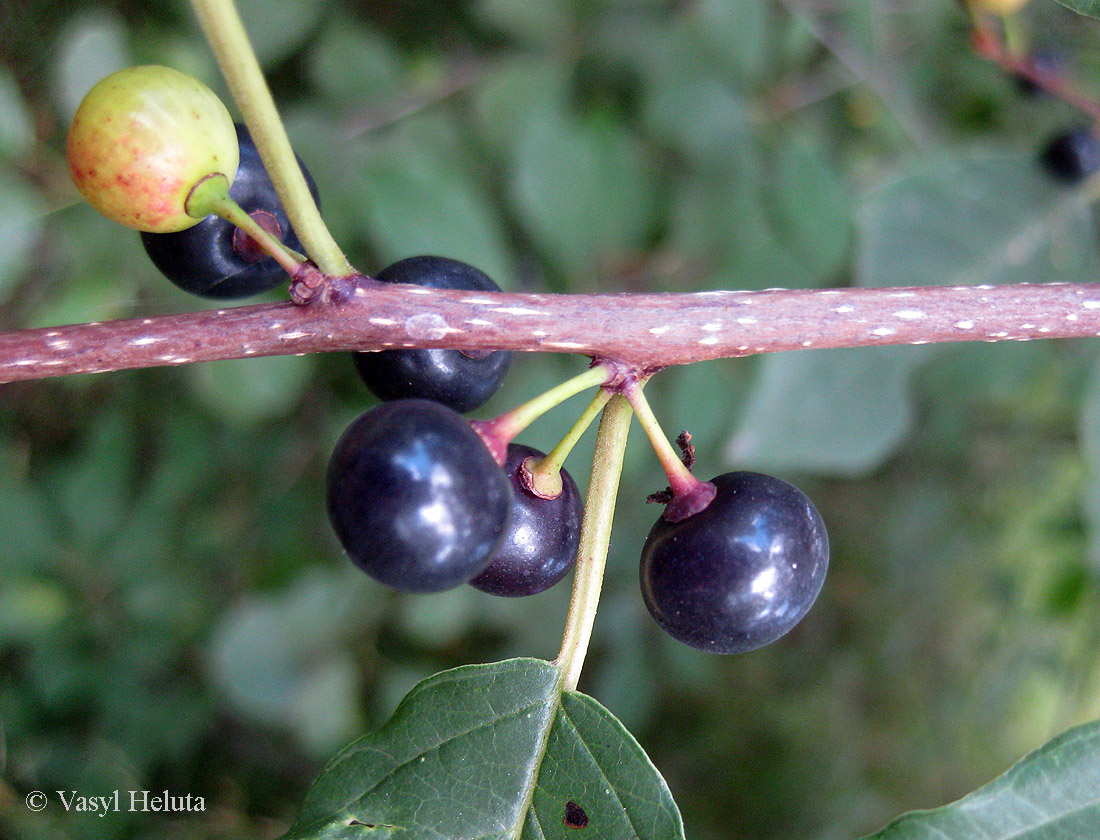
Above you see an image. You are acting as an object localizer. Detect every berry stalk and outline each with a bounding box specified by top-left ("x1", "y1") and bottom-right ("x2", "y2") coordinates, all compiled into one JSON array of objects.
[
  {"x1": 188, "y1": 0, "x2": 353, "y2": 278},
  {"x1": 526, "y1": 388, "x2": 614, "y2": 498},
  {"x1": 621, "y1": 378, "x2": 716, "y2": 521},
  {"x1": 188, "y1": 177, "x2": 306, "y2": 278},
  {"x1": 555, "y1": 394, "x2": 633, "y2": 692},
  {"x1": 471, "y1": 364, "x2": 612, "y2": 463}
]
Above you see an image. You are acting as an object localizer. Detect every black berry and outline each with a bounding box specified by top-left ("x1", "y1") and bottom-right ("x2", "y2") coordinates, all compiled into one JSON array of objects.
[
  {"x1": 1040, "y1": 127, "x2": 1100, "y2": 183},
  {"x1": 140, "y1": 123, "x2": 319, "y2": 298},
  {"x1": 640, "y1": 471, "x2": 828, "y2": 654},
  {"x1": 353, "y1": 256, "x2": 512, "y2": 413},
  {"x1": 326, "y1": 399, "x2": 512, "y2": 593},
  {"x1": 469, "y1": 444, "x2": 583, "y2": 597}
]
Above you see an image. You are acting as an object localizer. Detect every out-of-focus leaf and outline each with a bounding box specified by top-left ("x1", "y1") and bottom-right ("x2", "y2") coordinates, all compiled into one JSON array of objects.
[
  {"x1": 282, "y1": 658, "x2": 684, "y2": 840},
  {"x1": 307, "y1": 18, "x2": 402, "y2": 106},
  {"x1": 686, "y1": 0, "x2": 770, "y2": 83},
  {"x1": 1076, "y1": 353, "x2": 1100, "y2": 569},
  {"x1": 473, "y1": 56, "x2": 569, "y2": 157},
  {"x1": 0, "y1": 68, "x2": 34, "y2": 160},
  {"x1": 189, "y1": 354, "x2": 315, "y2": 425},
  {"x1": 668, "y1": 130, "x2": 850, "y2": 290},
  {"x1": 510, "y1": 107, "x2": 656, "y2": 281},
  {"x1": 51, "y1": 10, "x2": 130, "y2": 122},
  {"x1": 1056, "y1": 0, "x2": 1100, "y2": 18},
  {"x1": 474, "y1": 0, "x2": 575, "y2": 49},
  {"x1": 856, "y1": 152, "x2": 1100, "y2": 288},
  {"x1": 236, "y1": 0, "x2": 328, "y2": 67},
  {"x1": 355, "y1": 137, "x2": 514, "y2": 284},
  {"x1": 859, "y1": 719, "x2": 1100, "y2": 839},
  {"x1": 0, "y1": 581, "x2": 69, "y2": 644},
  {"x1": 726, "y1": 345, "x2": 931, "y2": 476},
  {"x1": 51, "y1": 412, "x2": 134, "y2": 550},
  {"x1": 208, "y1": 570, "x2": 366, "y2": 754},
  {"x1": 0, "y1": 170, "x2": 47, "y2": 302},
  {"x1": 643, "y1": 73, "x2": 751, "y2": 164}
]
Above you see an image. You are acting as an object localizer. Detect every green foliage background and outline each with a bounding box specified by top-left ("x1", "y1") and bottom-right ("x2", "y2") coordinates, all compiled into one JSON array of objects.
[{"x1": 3, "y1": 0, "x2": 1100, "y2": 837}]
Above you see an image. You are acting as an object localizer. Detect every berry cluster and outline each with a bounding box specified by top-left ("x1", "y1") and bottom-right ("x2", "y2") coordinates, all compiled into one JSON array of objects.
[
  {"x1": 66, "y1": 64, "x2": 831, "y2": 652},
  {"x1": 325, "y1": 400, "x2": 585, "y2": 597}
]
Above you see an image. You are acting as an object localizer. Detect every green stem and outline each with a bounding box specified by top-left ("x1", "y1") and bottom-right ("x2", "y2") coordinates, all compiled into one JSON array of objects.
[
  {"x1": 620, "y1": 378, "x2": 698, "y2": 497},
  {"x1": 527, "y1": 388, "x2": 613, "y2": 498},
  {"x1": 187, "y1": 176, "x2": 304, "y2": 277},
  {"x1": 478, "y1": 364, "x2": 612, "y2": 446},
  {"x1": 188, "y1": 0, "x2": 353, "y2": 277},
  {"x1": 555, "y1": 394, "x2": 633, "y2": 692}
]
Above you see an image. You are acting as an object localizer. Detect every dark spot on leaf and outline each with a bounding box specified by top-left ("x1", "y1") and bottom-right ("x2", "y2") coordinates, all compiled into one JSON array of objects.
[
  {"x1": 564, "y1": 800, "x2": 588, "y2": 829},
  {"x1": 347, "y1": 819, "x2": 398, "y2": 829}
]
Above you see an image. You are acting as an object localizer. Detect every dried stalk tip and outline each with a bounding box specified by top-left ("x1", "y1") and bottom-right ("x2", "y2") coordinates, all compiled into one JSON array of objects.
[
  {"x1": 520, "y1": 456, "x2": 563, "y2": 500},
  {"x1": 676, "y1": 430, "x2": 695, "y2": 470}
]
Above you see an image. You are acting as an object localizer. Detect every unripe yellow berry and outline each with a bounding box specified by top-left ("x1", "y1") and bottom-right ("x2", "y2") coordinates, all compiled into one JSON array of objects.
[{"x1": 67, "y1": 65, "x2": 239, "y2": 233}]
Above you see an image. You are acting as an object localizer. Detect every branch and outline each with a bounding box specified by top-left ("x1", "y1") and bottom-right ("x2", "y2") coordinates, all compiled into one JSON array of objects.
[{"x1": 3, "y1": 280, "x2": 1100, "y2": 383}]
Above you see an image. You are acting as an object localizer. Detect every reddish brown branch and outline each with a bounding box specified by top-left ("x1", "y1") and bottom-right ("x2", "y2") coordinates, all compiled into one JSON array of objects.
[
  {"x1": 3, "y1": 280, "x2": 1100, "y2": 383},
  {"x1": 971, "y1": 27, "x2": 1100, "y2": 121}
]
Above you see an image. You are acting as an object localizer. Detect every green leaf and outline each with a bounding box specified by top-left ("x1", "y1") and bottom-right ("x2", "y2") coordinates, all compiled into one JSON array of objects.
[
  {"x1": 282, "y1": 658, "x2": 684, "y2": 840},
  {"x1": 0, "y1": 169, "x2": 47, "y2": 302},
  {"x1": 0, "y1": 67, "x2": 34, "y2": 160},
  {"x1": 189, "y1": 353, "x2": 315, "y2": 425},
  {"x1": 859, "y1": 719, "x2": 1100, "y2": 839},
  {"x1": 510, "y1": 107, "x2": 656, "y2": 280},
  {"x1": 726, "y1": 345, "x2": 931, "y2": 476},
  {"x1": 474, "y1": 0, "x2": 576, "y2": 49},
  {"x1": 209, "y1": 570, "x2": 368, "y2": 755},
  {"x1": 856, "y1": 152, "x2": 1100, "y2": 288},
  {"x1": 355, "y1": 133, "x2": 514, "y2": 285},
  {"x1": 1056, "y1": 0, "x2": 1100, "y2": 19},
  {"x1": 236, "y1": 0, "x2": 328, "y2": 66},
  {"x1": 686, "y1": 0, "x2": 771, "y2": 83},
  {"x1": 668, "y1": 130, "x2": 850, "y2": 290},
  {"x1": 307, "y1": 17, "x2": 402, "y2": 106},
  {"x1": 51, "y1": 10, "x2": 130, "y2": 121}
]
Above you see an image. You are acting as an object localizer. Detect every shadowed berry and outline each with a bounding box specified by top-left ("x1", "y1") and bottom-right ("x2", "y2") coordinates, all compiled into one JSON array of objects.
[
  {"x1": 353, "y1": 256, "x2": 512, "y2": 413},
  {"x1": 470, "y1": 444, "x2": 583, "y2": 597},
  {"x1": 140, "y1": 124, "x2": 319, "y2": 298}
]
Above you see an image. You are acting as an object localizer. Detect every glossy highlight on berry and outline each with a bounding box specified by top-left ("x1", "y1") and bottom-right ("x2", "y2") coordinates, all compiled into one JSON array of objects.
[
  {"x1": 640, "y1": 471, "x2": 828, "y2": 654},
  {"x1": 326, "y1": 399, "x2": 512, "y2": 594},
  {"x1": 353, "y1": 256, "x2": 512, "y2": 413}
]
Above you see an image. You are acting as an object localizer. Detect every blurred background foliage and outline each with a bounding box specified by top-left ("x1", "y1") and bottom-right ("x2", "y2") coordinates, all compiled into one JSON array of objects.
[{"x1": 3, "y1": 0, "x2": 1100, "y2": 837}]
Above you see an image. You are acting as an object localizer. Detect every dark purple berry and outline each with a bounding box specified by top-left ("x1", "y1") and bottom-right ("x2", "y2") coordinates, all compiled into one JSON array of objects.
[
  {"x1": 469, "y1": 444, "x2": 583, "y2": 597},
  {"x1": 326, "y1": 399, "x2": 512, "y2": 593},
  {"x1": 640, "y1": 471, "x2": 828, "y2": 654},
  {"x1": 353, "y1": 256, "x2": 512, "y2": 413},
  {"x1": 140, "y1": 123, "x2": 319, "y2": 298},
  {"x1": 1040, "y1": 127, "x2": 1100, "y2": 183}
]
